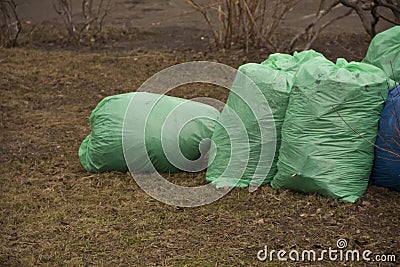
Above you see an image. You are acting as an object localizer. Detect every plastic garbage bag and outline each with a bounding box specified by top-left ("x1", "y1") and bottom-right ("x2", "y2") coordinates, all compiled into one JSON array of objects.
[
  {"x1": 206, "y1": 50, "x2": 324, "y2": 188},
  {"x1": 79, "y1": 92, "x2": 219, "y2": 173},
  {"x1": 371, "y1": 85, "x2": 400, "y2": 191},
  {"x1": 362, "y1": 25, "x2": 400, "y2": 80},
  {"x1": 271, "y1": 57, "x2": 393, "y2": 202}
]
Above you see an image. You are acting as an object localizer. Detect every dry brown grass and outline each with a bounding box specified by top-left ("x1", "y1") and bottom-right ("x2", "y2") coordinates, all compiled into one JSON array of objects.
[{"x1": 1, "y1": 43, "x2": 399, "y2": 266}]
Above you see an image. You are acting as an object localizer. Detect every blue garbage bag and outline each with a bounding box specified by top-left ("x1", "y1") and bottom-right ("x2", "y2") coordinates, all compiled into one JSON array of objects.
[{"x1": 371, "y1": 85, "x2": 400, "y2": 191}]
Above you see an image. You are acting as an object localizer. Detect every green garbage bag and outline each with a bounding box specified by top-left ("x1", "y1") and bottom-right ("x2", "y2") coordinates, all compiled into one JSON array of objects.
[
  {"x1": 79, "y1": 92, "x2": 219, "y2": 173},
  {"x1": 362, "y1": 26, "x2": 400, "y2": 80},
  {"x1": 271, "y1": 57, "x2": 393, "y2": 202},
  {"x1": 206, "y1": 50, "x2": 324, "y2": 188}
]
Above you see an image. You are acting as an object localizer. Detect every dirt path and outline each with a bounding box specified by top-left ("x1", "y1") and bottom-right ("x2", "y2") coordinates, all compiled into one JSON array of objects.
[
  {"x1": 16, "y1": 0, "x2": 368, "y2": 32},
  {"x1": 15, "y1": 0, "x2": 384, "y2": 52}
]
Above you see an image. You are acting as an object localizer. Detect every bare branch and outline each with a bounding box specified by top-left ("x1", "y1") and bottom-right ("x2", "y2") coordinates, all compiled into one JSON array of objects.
[
  {"x1": 187, "y1": 0, "x2": 300, "y2": 52},
  {"x1": 53, "y1": 0, "x2": 112, "y2": 42},
  {"x1": 333, "y1": 107, "x2": 400, "y2": 158},
  {"x1": 288, "y1": 0, "x2": 341, "y2": 51},
  {"x1": 340, "y1": 0, "x2": 376, "y2": 36},
  {"x1": 304, "y1": 8, "x2": 353, "y2": 50},
  {"x1": 187, "y1": 0, "x2": 220, "y2": 45},
  {"x1": 0, "y1": 0, "x2": 21, "y2": 47},
  {"x1": 377, "y1": 0, "x2": 400, "y2": 13}
]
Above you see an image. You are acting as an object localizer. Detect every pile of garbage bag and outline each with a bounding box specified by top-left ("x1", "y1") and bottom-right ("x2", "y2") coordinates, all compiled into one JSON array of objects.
[{"x1": 79, "y1": 26, "x2": 399, "y2": 202}]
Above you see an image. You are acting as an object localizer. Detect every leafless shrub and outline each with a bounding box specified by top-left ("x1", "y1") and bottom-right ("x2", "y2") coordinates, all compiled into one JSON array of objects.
[
  {"x1": 0, "y1": 0, "x2": 21, "y2": 47},
  {"x1": 289, "y1": 0, "x2": 400, "y2": 51},
  {"x1": 288, "y1": 0, "x2": 353, "y2": 51},
  {"x1": 187, "y1": 0, "x2": 302, "y2": 53},
  {"x1": 52, "y1": 0, "x2": 112, "y2": 41},
  {"x1": 341, "y1": 0, "x2": 400, "y2": 36}
]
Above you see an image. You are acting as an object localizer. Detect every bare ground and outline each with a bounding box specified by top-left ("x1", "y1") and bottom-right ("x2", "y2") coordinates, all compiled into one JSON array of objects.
[{"x1": 1, "y1": 1, "x2": 399, "y2": 266}]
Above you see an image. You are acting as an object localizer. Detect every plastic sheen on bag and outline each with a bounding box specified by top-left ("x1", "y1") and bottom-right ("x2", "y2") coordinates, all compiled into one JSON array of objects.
[
  {"x1": 206, "y1": 50, "x2": 324, "y2": 188},
  {"x1": 271, "y1": 57, "x2": 393, "y2": 203},
  {"x1": 371, "y1": 85, "x2": 400, "y2": 191},
  {"x1": 79, "y1": 92, "x2": 219, "y2": 173},
  {"x1": 362, "y1": 25, "x2": 400, "y2": 80}
]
